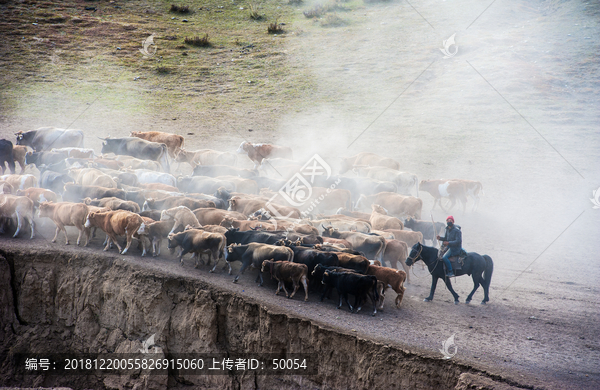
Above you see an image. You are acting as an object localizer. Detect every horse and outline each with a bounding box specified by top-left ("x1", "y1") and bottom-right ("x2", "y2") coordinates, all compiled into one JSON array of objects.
[{"x1": 405, "y1": 242, "x2": 493, "y2": 304}]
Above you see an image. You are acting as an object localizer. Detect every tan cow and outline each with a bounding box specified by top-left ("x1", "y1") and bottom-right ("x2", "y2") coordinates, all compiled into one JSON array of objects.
[
  {"x1": 51, "y1": 147, "x2": 96, "y2": 159},
  {"x1": 366, "y1": 264, "x2": 407, "y2": 308},
  {"x1": 114, "y1": 155, "x2": 162, "y2": 171},
  {"x1": 160, "y1": 206, "x2": 201, "y2": 234},
  {"x1": 139, "y1": 183, "x2": 179, "y2": 192},
  {"x1": 84, "y1": 210, "x2": 144, "y2": 254},
  {"x1": 355, "y1": 192, "x2": 422, "y2": 219},
  {"x1": 16, "y1": 188, "x2": 58, "y2": 207},
  {"x1": 354, "y1": 166, "x2": 419, "y2": 196},
  {"x1": 130, "y1": 131, "x2": 184, "y2": 158},
  {"x1": 0, "y1": 174, "x2": 38, "y2": 191},
  {"x1": 384, "y1": 229, "x2": 423, "y2": 249},
  {"x1": 382, "y1": 239, "x2": 410, "y2": 282},
  {"x1": 83, "y1": 197, "x2": 141, "y2": 213},
  {"x1": 174, "y1": 149, "x2": 238, "y2": 169},
  {"x1": 193, "y1": 208, "x2": 247, "y2": 226},
  {"x1": 229, "y1": 196, "x2": 301, "y2": 219},
  {"x1": 370, "y1": 204, "x2": 404, "y2": 230},
  {"x1": 0, "y1": 194, "x2": 35, "y2": 238},
  {"x1": 69, "y1": 168, "x2": 118, "y2": 189},
  {"x1": 38, "y1": 202, "x2": 90, "y2": 246},
  {"x1": 339, "y1": 152, "x2": 400, "y2": 174},
  {"x1": 12, "y1": 145, "x2": 29, "y2": 173},
  {"x1": 419, "y1": 179, "x2": 483, "y2": 212},
  {"x1": 236, "y1": 142, "x2": 293, "y2": 169}
]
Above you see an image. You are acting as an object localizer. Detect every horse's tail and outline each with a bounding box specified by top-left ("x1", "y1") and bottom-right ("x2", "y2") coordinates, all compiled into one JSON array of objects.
[{"x1": 482, "y1": 255, "x2": 494, "y2": 288}]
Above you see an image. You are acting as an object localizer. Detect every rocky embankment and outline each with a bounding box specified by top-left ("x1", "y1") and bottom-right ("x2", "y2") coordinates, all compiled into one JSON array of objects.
[{"x1": 0, "y1": 247, "x2": 525, "y2": 390}]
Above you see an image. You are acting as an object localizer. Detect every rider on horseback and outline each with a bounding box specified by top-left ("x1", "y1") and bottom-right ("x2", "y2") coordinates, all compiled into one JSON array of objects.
[{"x1": 436, "y1": 216, "x2": 462, "y2": 278}]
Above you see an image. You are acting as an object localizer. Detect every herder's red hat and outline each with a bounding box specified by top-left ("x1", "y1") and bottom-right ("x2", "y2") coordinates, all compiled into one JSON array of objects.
[{"x1": 446, "y1": 216, "x2": 455, "y2": 223}]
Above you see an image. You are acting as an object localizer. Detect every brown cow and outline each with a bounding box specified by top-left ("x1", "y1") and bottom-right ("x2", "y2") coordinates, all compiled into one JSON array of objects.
[
  {"x1": 236, "y1": 142, "x2": 293, "y2": 169},
  {"x1": 143, "y1": 196, "x2": 214, "y2": 212},
  {"x1": 219, "y1": 217, "x2": 276, "y2": 231},
  {"x1": 130, "y1": 131, "x2": 184, "y2": 158},
  {"x1": 160, "y1": 206, "x2": 201, "y2": 234},
  {"x1": 136, "y1": 219, "x2": 175, "y2": 256},
  {"x1": 382, "y1": 239, "x2": 410, "y2": 282},
  {"x1": 334, "y1": 253, "x2": 370, "y2": 273},
  {"x1": 16, "y1": 188, "x2": 58, "y2": 207},
  {"x1": 384, "y1": 229, "x2": 423, "y2": 249},
  {"x1": 51, "y1": 147, "x2": 96, "y2": 159},
  {"x1": 356, "y1": 192, "x2": 422, "y2": 219},
  {"x1": 83, "y1": 197, "x2": 141, "y2": 213},
  {"x1": 84, "y1": 210, "x2": 144, "y2": 254},
  {"x1": 370, "y1": 204, "x2": 404, "y2": 230},
  {"x1": 419, "y1": 179, "x2": 483, "y2": 212},
  {"x1": 167, "y1": 229, "x2": 226, "y2": 269},
  {"x1": 0, "y1": 194, "x2": 35, "y2": 238},
  {"x1": 38, "y1": 202, "x2": 90, "y2": 246},
  {"x1": 321, "y1": 236, "x2": 352, "y2": 249},
  {"x1": 261, "y1": 260, "x2": 309, "y2": 301},
  {"x1": 193, "y1": 208, "x2": 247, "y2": 226},
  {"x1": 366, "y1": 264, "x2": 407, "y2": 308}
]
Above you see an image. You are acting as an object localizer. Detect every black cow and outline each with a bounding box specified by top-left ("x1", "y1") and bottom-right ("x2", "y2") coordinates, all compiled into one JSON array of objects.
[
  {"x1": 139, "y1": 209, "x2": 163, "y2": 221},
  {"x1": 100, "y1": 137, "x2": 170, "y2": 172},
  {"x1": 186, "y1": 193, "x2": 227, "y2": 209},
  {"x1": 311, "y1": 264, "x2": 358, "y2": 301},
  {"x1": 25, "y1": 151, "x2": 68, "y2": 166},
  {"x1": 225, "y1": 242, "x2": 294, "y2": 283},
  {"x1": 277, "y1": 242, "x2": 339, "y2": 276},
  {"x1": 40, "y1": 171, "x2": 74, "y2": 195},
  {"x1": 403, "y1": 217, "x2": 445, "y2": 244},
  {"x1": 193, "y1": 165, "x2": 257, "y2": 179},
  {"x1": 63, "y1": 184, "x2": 126, "y2": 202},
  {"x1": 0, "y1": 140, "x2": 16, "y2": 174},
  {"x1": 15, "y1": 127, "x2": 84, "y2": 151},
  {"x1": 321, "y1": 271, "x2": 379, "y2": 315},
  {"x1": 224, "y1": 228, "x2": 286, "y2": 246}
]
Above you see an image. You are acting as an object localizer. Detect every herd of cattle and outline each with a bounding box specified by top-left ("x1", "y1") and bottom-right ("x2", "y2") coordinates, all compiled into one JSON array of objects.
[{"x1": 0, "y1": 127, "x2": 484, "y2": 315}]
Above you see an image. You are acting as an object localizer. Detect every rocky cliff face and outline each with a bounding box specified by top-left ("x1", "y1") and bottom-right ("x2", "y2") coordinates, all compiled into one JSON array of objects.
[{"x1": 0, "y1": 248, "x2": 522, "y2": 390}]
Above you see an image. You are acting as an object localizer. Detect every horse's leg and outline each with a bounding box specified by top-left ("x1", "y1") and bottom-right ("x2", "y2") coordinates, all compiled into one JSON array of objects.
[
  {"x1": 424, "y1": 276, "x2": 440, "y2": 302},
  {"x1": 466, "y1": 273, "x2": 482, "y2": 304},
  {"x1": 443, "y1": 277, "x2": 460, "y2": 304}
]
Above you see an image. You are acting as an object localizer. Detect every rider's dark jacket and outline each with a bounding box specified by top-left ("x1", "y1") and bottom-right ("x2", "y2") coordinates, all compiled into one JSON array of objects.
[{"x1": 439, "y1": 225, "x2": 462, "y2": 256}]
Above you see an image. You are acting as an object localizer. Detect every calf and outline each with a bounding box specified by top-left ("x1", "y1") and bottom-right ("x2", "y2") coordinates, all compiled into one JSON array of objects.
[
  {"x1": 13, "y1": 145, "x2": 28, "y2": 173},
  {"x1": 130, "y1": 131, "x2": 184, "y2": 158},
  {"x1": 0, "y1": 194, "x2": 35, "y2": 238},
  {"x1": 261, "y1": 260, "x2": 309, "y2": 301},
  {"x1": 225, "y1": 242, "x2": 294, "y2": 283},
  {"x1": 16, "y1": 188, "x2": 58, "y2": 208},
  {"x1": 38, "y1": 202, "x2": 90, "y2": 246},
  {"x1": 160, "y1": 206, "x2": 201, "y2": 234},
  {"x1": 366, "y1": 264, "x2": 407, "y2": 309},
  {"x1": 167, "y1": 229, "x2": 226, "y2": 268},
  {"x1": 84, "y1": 210, "x2": 144, "y2": 254},
  {"x1": 51, "y1": 147, "x2": 95, "y2": 159},
  {"x1": 0, "y1": 180, "x2": 14, "y2": 194},
  {"x1": 136, "y1": 220, "x2": 175, "y2": 256},
  {"x1": 321, "y1": 271, "x2": 379, "y2": 315}
]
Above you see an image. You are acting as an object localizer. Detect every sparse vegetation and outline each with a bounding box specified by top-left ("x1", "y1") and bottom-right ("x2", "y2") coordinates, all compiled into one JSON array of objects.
[
  {"x1": 321, "y1": 13, "x2": 346, "y2": 27},
  {"x1": 170, "y1": 4, "x2": 190, "y2": 13},
  {"x1": 267, "y1": 22, "x2": 284, "y2": 34},
  {"x1": 184, "y1": 34, "x2": 211, "y2": 47},
  {"x1": 303, "y1": 1, "x2": 348, "y2": 18},
  {"x1": 156, "y1": 66, "x2": 172, "y2": 74},
  {"x1": 249, "y1": 3, "x2": 262, "y2": 20}
]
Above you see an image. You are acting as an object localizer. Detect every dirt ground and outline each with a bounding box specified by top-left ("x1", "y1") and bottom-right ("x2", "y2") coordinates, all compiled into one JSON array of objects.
[{"x1": 1, "y1": 0, "x2": 599, "y2": 389}]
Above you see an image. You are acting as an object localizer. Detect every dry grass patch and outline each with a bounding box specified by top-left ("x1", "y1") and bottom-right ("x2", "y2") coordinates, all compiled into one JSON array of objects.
[
  {"x1": 170, "y1": 4, "x2": 190, "y2": 13},
  {"x1": 184, "y1": 34, "x2": 211, "y2": 47}
]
